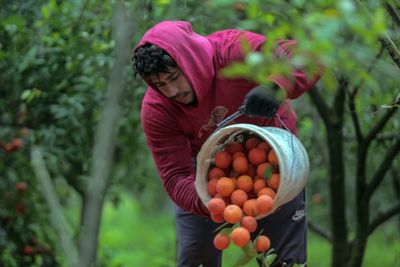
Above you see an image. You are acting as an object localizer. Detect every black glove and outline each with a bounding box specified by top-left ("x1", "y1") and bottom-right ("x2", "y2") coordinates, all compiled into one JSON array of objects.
[{"x1": 243, "y1": 84, "x2": 281, "y2": 118}]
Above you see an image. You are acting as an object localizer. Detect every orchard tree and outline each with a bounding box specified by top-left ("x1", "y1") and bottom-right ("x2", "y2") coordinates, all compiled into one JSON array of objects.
[{"x1": 220, "y1": 1, "x2": 400, "y2": 267}]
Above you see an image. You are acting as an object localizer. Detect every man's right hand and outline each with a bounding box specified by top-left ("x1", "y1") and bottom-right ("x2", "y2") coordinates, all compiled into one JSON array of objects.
[{"x1": 243, "y1": 84, "x2": 283, "y2": 118}]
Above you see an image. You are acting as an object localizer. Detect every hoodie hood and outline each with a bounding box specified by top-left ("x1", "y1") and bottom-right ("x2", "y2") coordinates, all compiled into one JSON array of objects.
[{"x1": 135, "y1": 21, "x2": 215, "y2": 104}]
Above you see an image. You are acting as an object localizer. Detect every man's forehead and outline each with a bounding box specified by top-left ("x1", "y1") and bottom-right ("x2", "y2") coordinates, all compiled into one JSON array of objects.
[{"x1": 151, "y1": 68, "x2": 178, "y2": 82}]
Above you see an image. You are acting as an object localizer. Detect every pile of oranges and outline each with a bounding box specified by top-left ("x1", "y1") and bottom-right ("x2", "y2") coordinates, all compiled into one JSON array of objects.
[{"x1": 206, "y1": 135, "x2": 280, "y2": 252}]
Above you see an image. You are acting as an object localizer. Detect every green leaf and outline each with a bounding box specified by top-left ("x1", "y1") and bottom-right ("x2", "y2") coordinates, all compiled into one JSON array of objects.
[
  {"x1": 263, "y1": 165, "x2": 272, "y2": 180},
  {"x1": 263, "y1": 252, "x2": 277, "y2": 266}
]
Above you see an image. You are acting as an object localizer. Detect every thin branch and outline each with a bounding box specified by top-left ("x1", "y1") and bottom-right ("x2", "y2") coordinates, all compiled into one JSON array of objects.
[
  {"x1": 364, "y1": 137, "x2": 400, "y2": 202},
  {"x1": 368, "y1": 199, "x2": 400, "y2": 235},
  {"x1": 382, "y1": 1, "x2": 400, "y2": 27},
  {"x1": 356, "y1": 0, "x2": 400, "y2": 69},
  {"x1": 308, "y1": 220, "x2": 332, "y2": 242},
  {"x1": 307, "y1": 86, "x2": 332, "y2": 126},
  {"x1": 333, "y1": 78, "x2": 348, "y2": 125},
  {"x1": 31, "y1": 147, "x2": 79, "y2": 267},
  {"x1": 347, "y1": 46, "x2": 384, "y2": 141},
  {"x1": 380, "y1": 37, "x2": 400, "y2": 70},
  {"x1": 365, "y1": 89, "x2": 400, "y2": 144}
]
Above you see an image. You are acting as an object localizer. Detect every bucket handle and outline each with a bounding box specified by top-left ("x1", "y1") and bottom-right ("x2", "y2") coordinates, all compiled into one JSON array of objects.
[{"x1": 275, "y1": 114, "x2": 297, "y2": 183}]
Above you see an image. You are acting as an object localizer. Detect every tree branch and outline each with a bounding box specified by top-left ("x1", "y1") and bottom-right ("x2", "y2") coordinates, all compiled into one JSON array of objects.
[
  {"x1": 382, "y1": 1, "x2": 400, "y2": 27},
  {"x1": 31, "y1": 147, "x2": 79, "y2": 267},
  {"x1": 368, "y1": 199, "x2": 400, "y2": 235},
  {"x1": 308, "y1": 220, "x2": 332, "y2": 242},
  {"x1": 365, "y1": 90, "x2": 400, "y2": 144},
  {"x1": 364, "y1": 137, "x2": 400, "y2": 202},
  {"x1": 77, "y1": 2, "x2": 137, "y2": 267},
  {"x1": 307, "y1": 86, "x2": 332, "y2": 126}
]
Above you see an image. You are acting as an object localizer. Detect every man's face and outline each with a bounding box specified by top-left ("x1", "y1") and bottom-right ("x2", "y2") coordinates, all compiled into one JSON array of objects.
[{"x1": 150, "y1": 67, "x2": 196, "y2": 105}]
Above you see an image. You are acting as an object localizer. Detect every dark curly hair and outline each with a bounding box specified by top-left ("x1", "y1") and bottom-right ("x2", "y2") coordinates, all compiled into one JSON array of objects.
[{"x1": 132, "y1": 44, "x2": 177, "y2": 81}]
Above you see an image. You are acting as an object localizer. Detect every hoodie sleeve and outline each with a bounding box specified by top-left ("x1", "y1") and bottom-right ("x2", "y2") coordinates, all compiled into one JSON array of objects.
[
  {"x1": 141, "y1": 98, "x2": 210, "y2": 217},
  {"x1": 218, "y1": 30, "x2": 320, "y2": 99}
]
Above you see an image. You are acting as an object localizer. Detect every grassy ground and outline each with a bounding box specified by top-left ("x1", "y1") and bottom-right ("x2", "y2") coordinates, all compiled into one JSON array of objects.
[{"x1": 96, "y1": 193, "x2": 400, "y2": 267}]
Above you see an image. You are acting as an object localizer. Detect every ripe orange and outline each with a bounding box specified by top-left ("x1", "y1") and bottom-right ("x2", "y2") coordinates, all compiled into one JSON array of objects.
[
  {"x1": 267, "y1": 173, "x2": 280, "y2": 191},
  {"x1": 256, "y1": 162, "x2": 271, "y2": 178},
  {"x1": 257, "y1": 187, "x2": 276, "y2": 199},
  {"x1": 216, "y1": 177, "x2": 235, "y2": 197},
  {"x1": 245, "y1": 137, "x2": 260, "y2": 151},
  {"x1": 231, "y1": 227, "x2": 250, "y2": 247},
  {"x1": 214, "y1": 233, "x2": 231, "y2": 250},
  {"x1": 253, "y1": 178, "x2": 266, "y2": 194},
  {"x1": 208, "y1": 167, "x2": 225, "y2": 180},
  {"x1": 226, "y1": 141, "x2": 245, "y2": 154},
  {"x1": 223, "y1": 204, "x2": 243, "y2": 224},
  {"x1": 240, "y1": 216, "x2": 257, "y2": 233},
  {"x1": 237, "y1": 175, "x2": 253, "y2": 193},
  {"x1": 243, "y1": 199, "x2": 259, "y2": 217},
  {"x1": 248, "y1": 148, "x2": 267, "y2": 165},
  {"x1": 214, "y1": 151, "x2": 232, "y2": 169},
  {"x1": 233, "y1": 157, "x2": 248, "y2": 174},
  {"x1": 257, "y1": 142, "x2": 271, "y2": 152},
  {"x1": 268, "y1": 149, "x2": 279, "y2": 166},
  {"x1": 253, "y1": 235, "x2": 270, "y2": 252},
  {"x1": 208, "y1": 197, "x2": 226, "y2": 214},
  {"x1": 232, "y1": 151, "x2": 246, "y2": 160},
  {"x1": 207, "y1": 179, "x2": 218, "y2": 196},
  {"x1": 256, "y1": 195, "x2": 274, "y2": 214},
  {"x1": 230, "y1": 189, "x2": 248, "y2": 207},
  {"x1": 211, "y1": 212, "x2": 225, "y2": 223}
]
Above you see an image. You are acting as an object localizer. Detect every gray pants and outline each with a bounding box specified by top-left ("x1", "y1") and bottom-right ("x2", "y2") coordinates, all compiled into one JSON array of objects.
[{"x1": 175, "y1": 191, "x2": 307, "y2": 267}]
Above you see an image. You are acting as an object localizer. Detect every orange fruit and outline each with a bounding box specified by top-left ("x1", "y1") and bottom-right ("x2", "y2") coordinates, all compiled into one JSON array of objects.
[
  {"x1": 257, "y1": 142, "x2": 271, "y2": 152},
  {"x1": 240, "y1": 216, "x2": 257, "y2": 233},
  {"x1": 243, "y1": 199, "x2": 259, "y2": 217},
  {"x1": 207, "y1": 179, "x2": 218, "y2": 196},
  {"x1": 245, "y1": 137, "x2": 260, "y2": 151},
  {"x1": 254, "y1": 235, "x2": 270, "y2": 252},
  {"x1": 223, "y1": 204, "x2": 243, "y2": 224},
  {"x1": 248, "y1": 148, "x2": 267, "y2": 165},
  {"x1": 208, "y1": 197, "x2": 226, "y2": 214},
  {"x1": 256, "y1": 195, "x2": 274, "y2": 214},
  {"x1": 257, "y1": 187, "x2": 276, "y2": 199},
  {"x1": 230, "y1": 189, "x2": 248, "y2": 207},
  {"x1": 268, "y1": 149, "x2": 279, "y2": 166},
  {"x1": 214, "y1": 233, "x2": 231, "y2": 250},
  {"x1": 267, "y1": 173, "x2": 280, "y2": 191},
  {"x1": 232, "y1": 151, "x2": 246, "y2": 160},
  {"x1": 216, "y1": 177, "x2": 235, "y2": 197},
  {"x1": 208, "y1": 167, "x2": 225, "y2": 180},
  {"x1": 233, "y1": 157, "x2": 248, "y2": 174},
  {"x1": 253, "y1": 178, "x2": 266, "y2": 194},
  {"x1": 237, "y1": 175, "x2": 253, "y2": 193},
  {"x1": 231, "y1": 227, "x2": 250, "y2": 247},
  {"x1": 214, "y1": 151, "x2": 232, "y2": 169},
  {"x1": 226, "y1": 141, "x2": 245, "y2": 154},
  {"x1": 256, "y1": 162, "x2": 271, "y2": 177},
  {"x1": 211, "y1": 212, "x2": 225, "y2": 223}
]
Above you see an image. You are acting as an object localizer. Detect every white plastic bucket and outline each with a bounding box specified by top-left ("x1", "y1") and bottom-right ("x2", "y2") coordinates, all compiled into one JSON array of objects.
[{"x1": 195, "y1": 123, "x2": 309, "y2": 219}]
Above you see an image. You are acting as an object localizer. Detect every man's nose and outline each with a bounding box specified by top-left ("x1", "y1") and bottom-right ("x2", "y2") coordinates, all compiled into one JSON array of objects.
[{"x1": 163, "y1": 85, "x2": 179, "y2": 98}]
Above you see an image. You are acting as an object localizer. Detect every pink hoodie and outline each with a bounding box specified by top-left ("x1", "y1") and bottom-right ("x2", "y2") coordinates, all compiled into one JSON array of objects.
[{"x1": 137, "y1": 21, "x2": 319, "y2": 216}]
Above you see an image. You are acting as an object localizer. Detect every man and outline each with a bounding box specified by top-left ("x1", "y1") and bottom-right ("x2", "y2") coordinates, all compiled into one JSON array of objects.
[{"x1": 132, "y1": 20, "x2": 319, "y2": 267}]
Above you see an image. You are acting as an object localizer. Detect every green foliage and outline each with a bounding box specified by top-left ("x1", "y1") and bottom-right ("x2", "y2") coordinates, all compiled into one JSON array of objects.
[{"x1": 1, "y1": 0, "x2": 399, "y2": 266}]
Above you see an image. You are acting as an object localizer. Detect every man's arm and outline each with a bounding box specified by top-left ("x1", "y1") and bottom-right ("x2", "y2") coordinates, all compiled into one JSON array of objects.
[{"x1": 141, "y1": 101, "x2": 209, "y2": 217}]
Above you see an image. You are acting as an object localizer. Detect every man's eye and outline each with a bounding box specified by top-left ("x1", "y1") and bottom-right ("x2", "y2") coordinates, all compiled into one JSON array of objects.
[{"x1": 170, "y1": 76, "x2": 179, "y2": 81}]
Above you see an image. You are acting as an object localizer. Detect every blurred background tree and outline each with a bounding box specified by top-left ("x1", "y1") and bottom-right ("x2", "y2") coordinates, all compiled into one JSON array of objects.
[{"x1": 0, "y1": 0, "x2": 399, "y2": 267}]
